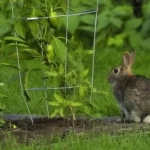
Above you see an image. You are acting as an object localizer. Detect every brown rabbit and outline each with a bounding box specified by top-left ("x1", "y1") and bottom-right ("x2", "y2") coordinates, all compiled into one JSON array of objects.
[{"x1": 108, "y1": 51, "x2": 150, "y2": 123}]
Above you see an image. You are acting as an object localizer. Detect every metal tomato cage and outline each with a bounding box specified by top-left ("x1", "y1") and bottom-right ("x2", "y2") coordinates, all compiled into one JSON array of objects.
[{"x1": 9, "y1": 0, "x2": 99, "y2": 124}]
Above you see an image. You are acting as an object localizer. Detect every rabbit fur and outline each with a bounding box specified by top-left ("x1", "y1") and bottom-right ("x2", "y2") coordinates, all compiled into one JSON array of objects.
[{"x1": 108, "y1": 51, "x2": 150, "y2": 123}]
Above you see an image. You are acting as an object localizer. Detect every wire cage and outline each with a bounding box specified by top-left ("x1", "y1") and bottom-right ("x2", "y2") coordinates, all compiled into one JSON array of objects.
[{"x1": 9, "y1": 0, "x2": 99, "y2": 124}]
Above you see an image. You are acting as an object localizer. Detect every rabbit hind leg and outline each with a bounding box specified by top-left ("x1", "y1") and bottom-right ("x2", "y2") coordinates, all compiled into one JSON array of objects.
[{"x1": 143, "y1": 115, "x2": 150, "y2": 123}]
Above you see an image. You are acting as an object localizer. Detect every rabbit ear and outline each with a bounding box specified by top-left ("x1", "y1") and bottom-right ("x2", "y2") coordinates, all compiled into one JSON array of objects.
[
  {"x1": 130, "y1": 51, "x2": 136, "y2": 65},
  {"x1": 123, "y1": 52, "x2": 131, "y2": 67},
  {"x1": 123, "y1": 51, "x2": 135, "y2": 75}
]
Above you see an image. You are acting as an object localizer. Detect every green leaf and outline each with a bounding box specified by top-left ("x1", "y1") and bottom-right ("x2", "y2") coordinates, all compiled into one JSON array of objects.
[
  {"x1": 5, "y1": 43, "x2": 29, "y2": 48},
  {"x1": 70, "y1": 101, "x2": 83, "y2": 107},
  {"x1": 9, "y1": 52, "x2": 37, "y2": 60},
  {"x1": 78, "y1": 26, "x2": 94, "y2": 32},
  {"x1": 79, "y1": 85, "x2": 87, "y2": 97},
  {"x1": 22, "y1": 49, "x2": 40, "y2": 57},
  {"x1": 68, "y1": 17, "x2": 80, "y2": 34},
  {"x1": 22, "y1": 58, "x2": 45, "y2": 70},
  {"x1": 110, "y1": 17, "x2": 122, "y2": 28},
  {"x1": 50, "y1": 109, "x2": 59, "y2": 118},
  {"x1": 44, "y1": 71, "x2": 58, "y2": 77},
  {"x1": 51, "y1": 37, "x2": 67, "y2": 63},
  {"x1": 108, "y1": 37, "x2": 123, "y2": 47},
  {"x1": 80, "y1": 69, "x2": 89, "y2": 77},
  {"x1": 83, "y1": 50, "x2": 93, "y2": 55},
  {"x1": 125, "y1": 18, "x2": 142, "y2": 30},
  {"x1": 59, "y1": 108, "x2": 64, "y2": 117},
  {"x1": 83, "y1": 106, "x2": 91, "y2": 115},
  {"x1": 0, "y1": 14, "x2": 12, "y2": 37},
  {"x1": 141, "y1": 20, "x2": 150, "y2": 38},
  {"x1": 97, "y1": 10, "x2": 110, "y2": 31},
  {"x1": 59, "y1": 63, "x2": 64, "y2": 75},
  {"x1": 81, "y1": 15, "x2": 95, "y2": 25},
  {"x1": 4, "y1": 36, "x2": 26, "y2": 43},
  {"x1": 89, "y1": 101, "x2": 99, "y2": 110},
  {"x1": 0, "y1": 63, "x2": 19, "y2": 70},
  {"x1": 107, "y1": 34, "x2": 126, "y2": 47},
  {"x1": 49, "y1": 101, "x2": 60, "y2": 106},
  {"x1": 14, "y1": 20, "x2": 26, "y2": 39},
  {"x1": 113, "y1": 6, "x2": 132, "y2": 17},
  {"x1": 54, "y1": 93, "x2": 64, "y2": 103},
  {"x1": 30, "y1": 7, "x2": 45, "y2": 17},
  {"x1": 62, "y1": 16, "x2": 80, "y2": 34},
  {"x1": 22, "y1": 70, "x2": 32, "y2": 101},
  {"x1": 66, "y1": 70, "x2": 77, "y2": 85},
  {"x1": 28, "y1": 21, "x2": 39, "y2": 36}
]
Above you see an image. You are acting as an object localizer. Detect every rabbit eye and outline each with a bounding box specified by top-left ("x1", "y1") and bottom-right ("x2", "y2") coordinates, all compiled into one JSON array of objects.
[{"x1": 114, "y1": 68, "x2": 119, "y2": 73}]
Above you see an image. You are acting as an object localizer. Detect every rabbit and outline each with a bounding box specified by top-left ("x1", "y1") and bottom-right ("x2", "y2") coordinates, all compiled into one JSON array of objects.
[{"x1": 107, "y1": 51, "x2": 150, "y2": 123}]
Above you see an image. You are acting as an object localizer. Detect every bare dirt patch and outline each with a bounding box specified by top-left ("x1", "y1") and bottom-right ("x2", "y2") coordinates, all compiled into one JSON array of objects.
[{"x1": 1, "y1": 115, "x2": 150, "y2": 143}]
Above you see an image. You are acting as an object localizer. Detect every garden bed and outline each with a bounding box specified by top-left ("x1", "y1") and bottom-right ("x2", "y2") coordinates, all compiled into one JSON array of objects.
[{"x1": 1, "y1": 114, "x2": 150, "y2": 143}]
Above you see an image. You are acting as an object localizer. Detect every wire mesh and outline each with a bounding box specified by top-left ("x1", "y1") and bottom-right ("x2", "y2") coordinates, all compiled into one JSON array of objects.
[
  {"x1": 11, "y1": 1, "x2": 34, "y2": 124},
  {"x1": 10, "y1": 0, "x2": 99, "y2": 124}
]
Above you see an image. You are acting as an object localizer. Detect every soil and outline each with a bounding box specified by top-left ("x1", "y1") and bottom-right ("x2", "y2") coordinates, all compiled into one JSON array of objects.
[{"x1": 1, "y1": 115, "x2": 150, "y2": 143}]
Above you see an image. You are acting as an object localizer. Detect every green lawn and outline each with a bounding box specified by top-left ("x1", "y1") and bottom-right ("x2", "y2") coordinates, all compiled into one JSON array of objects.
[
  {"x1": 52, "y1": 133, "x2": 150, "y2": 150},
  {"x1": 0, "y1": 49, "x2": 149, "y2": 116},
  {"x1": 1, "y1": 131, "x2": 150, "y2": 150},
  {"x1": 0, "y1": 49, "x2": 150, "y2": 149}
]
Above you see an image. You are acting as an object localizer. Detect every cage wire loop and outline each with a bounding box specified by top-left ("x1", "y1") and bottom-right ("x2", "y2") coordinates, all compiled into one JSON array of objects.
[
  {"x1": 10, "y1": 0, "x2": 99, "y2": 123},
  {"x1": 41, "y1": 47, "x2": 50, "y2": 118},
  {"x1": 12, "y1": 9, "x2": 98, "y2": 20},
  {"x1": 64, "y1": 0, "x2": 70, "y2": 97},
  {"x1": 11, "y1": 2, "x2": 34, "y2": 124},
  {"x1": 90, "y1": 0, "x2": 99, "y2": 102},
  {"x1": 26, "y1": 85, "x2": 80, "y2": 91}
]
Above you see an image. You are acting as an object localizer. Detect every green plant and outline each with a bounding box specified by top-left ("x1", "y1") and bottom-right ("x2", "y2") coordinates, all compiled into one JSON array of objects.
[
  {"x1": 2, "y1": 0, "x2": 150, "y2": 119},
  {"x1": 1, "y1": 0, "x2": 102, "y2": 122}
]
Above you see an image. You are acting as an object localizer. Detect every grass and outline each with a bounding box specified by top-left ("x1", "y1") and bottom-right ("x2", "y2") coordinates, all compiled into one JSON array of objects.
[
  {"x1": 0, "y1": 59, "x2": 118, "y2": 116},
  {"x1": 1, "y1": 131, "x2": 150, "y2": 150},
  {"x1": 0, "y1": 49, "x2": 149, "y2": 116},
  {"x1": 51, "y1": 133, "x2": 150, "y2": 150},
  {"x1": 0, "y1": 49, "x2": 150, "y2": 149}
]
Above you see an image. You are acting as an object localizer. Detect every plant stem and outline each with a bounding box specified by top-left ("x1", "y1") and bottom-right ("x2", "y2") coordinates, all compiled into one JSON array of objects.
[{"x1": 69, "y1": 105, "x2": 76, "y2": 133}]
